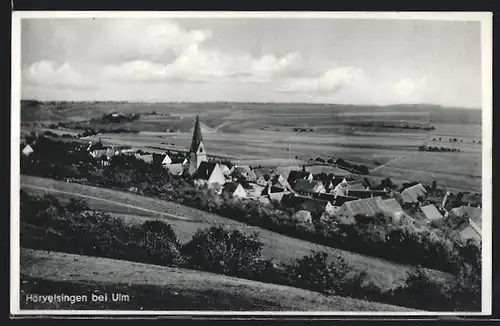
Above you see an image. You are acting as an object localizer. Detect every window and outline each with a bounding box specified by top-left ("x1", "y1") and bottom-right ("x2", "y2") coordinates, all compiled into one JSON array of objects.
[{"x1": 199, "y1": 146, "x2": 203, "y2": 153}]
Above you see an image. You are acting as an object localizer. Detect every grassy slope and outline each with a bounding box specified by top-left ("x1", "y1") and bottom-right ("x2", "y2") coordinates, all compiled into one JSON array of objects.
[
  {"x1": 20, "y1": 175, "x2": 453, "y2": 290},
  {"x1": 19, "y1": 248, "x2": 417, "y2": 311}
]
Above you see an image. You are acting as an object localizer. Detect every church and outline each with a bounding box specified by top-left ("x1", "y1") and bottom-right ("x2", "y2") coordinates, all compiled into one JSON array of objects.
[{"x1": 185, "y1": 116, "x2": 226, "y2": 189}]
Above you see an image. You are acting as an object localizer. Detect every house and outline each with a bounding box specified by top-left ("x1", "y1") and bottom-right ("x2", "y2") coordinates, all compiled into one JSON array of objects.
[
  {"x1": 312, "y1": 192, "x2": 338, "y2": 204},
  {"x1": 400, "y1": 183, "x2": 427, "y2": 204},
  {"x1": 292, "y1": 210, "x2": 313, "y2": 224},
  {"x1": 449, "y1": 206, "x2": 482, "y2": 233},
  {"x1": 455, "y1": 192, "x2": 481, "y2": 208},
  {"x1": 262, "y1": 183, "x2": 288, "y2": 202},
  {"x1": 331, "y1": 195, "x2": 359, "y2": 207},
  {"x1": 255, "y1": 174, "x2": 271, "y2": 186},
  {"x1": 21, "y1": 144, "x2": 34, "y2": 156},
  {"x1": 335, "y1": 196, "x2": 403, "y2": 224},
  {"x1": 287, "y1": 170, "x2": 314, "y2": 186},
  {"x1": 293, "y1": 180, "x2": 326, "y2": 195},
  {"x1": 420, "y1": 204, "x2": 443, "y2": 224},
  {"x1": 331, "y1": 179, "x2": 365, "y2": 196},
  {"x1": 222, "y1": 182, "x2": 247, "y2": 199},
  {"x1": 270, "y1": 174, "x2": 292, "y2": 191},
  {"x1": 282, "y1": 194, "x2": 336, "y2": 218},
  {"x1": 193, "y1": 162, "x2": 226, "y2": 189},
  {"x1": 379, "y1": 198, "x2": 407, "y2": 223},
  {"x1": 220, "y1": 164, "x2": 232, "y2": 177},
  {"x1": 113, "y1": 146, "x2": 134, "y2": 156},
  {"x1": 231, "y1": 165, "x2": 257, "y2": 182}
]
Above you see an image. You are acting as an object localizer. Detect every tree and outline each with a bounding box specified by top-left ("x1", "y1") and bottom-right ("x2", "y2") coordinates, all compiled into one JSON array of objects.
[
  {"x1": 181, "y1": 226, "x2": 265, "y2": 278},
  {"x1": 284, "y1": 251, "x2": 351, "y2": 295}
]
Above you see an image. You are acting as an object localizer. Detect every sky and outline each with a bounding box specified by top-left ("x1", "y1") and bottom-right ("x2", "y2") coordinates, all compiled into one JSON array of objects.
[{"x1": 20, "y1": 17, "x2": 482, "y2": 108}]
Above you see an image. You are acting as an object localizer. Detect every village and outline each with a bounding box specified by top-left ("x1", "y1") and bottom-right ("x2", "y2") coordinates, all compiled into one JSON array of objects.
[{"x1": 22, "y1": 115, "x2": 482, "y2": 244}]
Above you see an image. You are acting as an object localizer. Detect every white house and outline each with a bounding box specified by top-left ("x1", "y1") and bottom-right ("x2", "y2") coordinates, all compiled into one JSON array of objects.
[
  {"x1": 222, "y1": 182, "x2": 247, "y2": 199},
  {"x1": 22, "y1": 144, "x2": 34, "y2": 156},
  {"x1": 193, "y1": 162, "x2": 226, "y2": 191}
]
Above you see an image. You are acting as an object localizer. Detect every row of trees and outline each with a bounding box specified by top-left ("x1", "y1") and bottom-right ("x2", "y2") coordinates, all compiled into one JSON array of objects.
[{"x1": 20, "y1": 192, "x2": 480, "y2": 311}]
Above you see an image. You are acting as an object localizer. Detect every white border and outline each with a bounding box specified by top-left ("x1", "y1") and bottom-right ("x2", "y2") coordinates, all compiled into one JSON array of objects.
[{"x1": 10, "y1": 11, "x2": 493, "y2": 317}]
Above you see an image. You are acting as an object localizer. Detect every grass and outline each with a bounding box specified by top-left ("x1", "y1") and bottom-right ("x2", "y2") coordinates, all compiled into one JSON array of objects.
[
  {"x1": 20, "y1": 175, "x2": 453, "y2": 290},
  {"x1": 20, "y1": 248, "x2": 417, "y2": 311}
]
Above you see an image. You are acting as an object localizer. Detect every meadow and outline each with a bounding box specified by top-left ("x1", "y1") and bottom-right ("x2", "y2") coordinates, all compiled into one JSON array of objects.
[
  {"x1": 21, "y1": 175, "x2": 452, "y2": 290},
  {"x1": 21, "y1": 101, "x2": 482, "y2": 191}
]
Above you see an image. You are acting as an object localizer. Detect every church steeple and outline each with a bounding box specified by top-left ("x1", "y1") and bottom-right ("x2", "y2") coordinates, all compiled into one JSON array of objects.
[
  {"x1": 190, "y1": 115, "x2": 203, "y2": 153},
  {"x1": 187, "y1": 115, "x2": 207, "y2": 176}
]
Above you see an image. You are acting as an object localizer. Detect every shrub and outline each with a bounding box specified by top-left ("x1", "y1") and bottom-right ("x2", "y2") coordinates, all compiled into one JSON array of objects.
[
  {"x1": 181, "y1": 226, "x2": 265, "y2": 278},
  {"x1": 283, "y1": 251, "x2": 351, "y2": 295}
]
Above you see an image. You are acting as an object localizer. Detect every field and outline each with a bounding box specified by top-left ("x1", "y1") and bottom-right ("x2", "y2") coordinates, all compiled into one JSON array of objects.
[
  {"x1": 20, "y1": 249, "x2": 416, "y2": 311},
  {"x1": 21, "y1": 101, "x2": 483, "y2": 191},
  {"x1": 21, "y1": 175, "x2": 452, "y2": 290}
]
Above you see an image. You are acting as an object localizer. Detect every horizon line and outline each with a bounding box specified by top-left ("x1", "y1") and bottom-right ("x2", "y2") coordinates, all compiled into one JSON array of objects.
[{"x1": 19, "y1": 99, "x2": 481, "y2": 110}]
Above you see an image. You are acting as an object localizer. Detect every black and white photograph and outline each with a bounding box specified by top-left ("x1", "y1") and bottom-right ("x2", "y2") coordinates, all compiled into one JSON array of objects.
[{"x1": 10, "y1": 11, "x2": 492, "y2": 315}]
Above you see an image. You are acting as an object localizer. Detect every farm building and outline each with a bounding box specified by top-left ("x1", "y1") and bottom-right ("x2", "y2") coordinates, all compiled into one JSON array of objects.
[
  {"x1": 22, "y1": 144, "x2": 34, "y2": 156},
  {"x1": 420, "y1": 204, "x2": 443, "y2": 224},
  {"x1": 222, "y1": 182, "x2": 247, "y2": 199},
  {"x1": 112, "y1": 146, "x2": 134, "y2": 156},
  {"x1": 292, "y1": 210, "x2": 313, "y2": 224},
  {"x1": 379, "y1": 198, "x2": 407, "y2": 222},
  {"x1": 232, "y1": 165, "x2": 257, "y2": 181},
  {"x1": 293, "y1": 180, "x2": 326, "y2": 195},
  {"x1": 335, "y1": 196, "x2": 404, "y2": 224},
  {"x1": 193, "y1": 162, "x2": 226, "y2": 190},
  {"x1": 187, "y1": 115, "x2": 208, "y2": 176},
  {"x1": 287, "y1": 170, "x2": 314, "y2": 186},
  {"x1": 459, "y1": 224, "x2": 481, "y2": 242},
  {"x1": 153, "y1": 153, "x2": 187, "y2": 167},
  {"x1": 331, "y1": 179, "x2": 365, "y2": 196},
  {"x1": 400, "y1": 183, "x2": 427, "y2": 204}
]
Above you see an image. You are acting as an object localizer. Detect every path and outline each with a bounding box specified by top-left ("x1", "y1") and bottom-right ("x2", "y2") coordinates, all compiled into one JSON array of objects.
[
  {"x1": 369, "y1": 154, "x2": 410, "y2": 173},
  {"x1": 21, "y1": 184, "x2": 193, "y2": 221}
]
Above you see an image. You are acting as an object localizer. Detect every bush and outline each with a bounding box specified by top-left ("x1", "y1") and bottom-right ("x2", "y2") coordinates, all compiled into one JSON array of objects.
[
  {"x1": 283, "y1": 251, "x2": 351, "y2": 295},
  {"x1": 181, "y1": 226, "x2": 265, "y2": 278}
]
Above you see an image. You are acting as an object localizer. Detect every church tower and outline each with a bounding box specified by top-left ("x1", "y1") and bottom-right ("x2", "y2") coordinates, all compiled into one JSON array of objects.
[{"x1": 187, "y1": 115, "x2": 207, "y2": 176}]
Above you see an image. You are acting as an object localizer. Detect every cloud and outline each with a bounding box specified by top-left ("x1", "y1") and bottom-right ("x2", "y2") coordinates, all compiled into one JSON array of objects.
[
  {"x1": 393, "y1": 77, "x2": 427, "y2": 98},
  {"x1": 24, "y1": 60, "x2": 96, "y2": 89},
  {"x1": 277, "y1": 67, "x2": 369, "y2": 95}
]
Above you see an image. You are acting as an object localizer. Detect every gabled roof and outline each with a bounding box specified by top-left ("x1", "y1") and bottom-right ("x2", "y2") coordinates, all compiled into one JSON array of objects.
[
  {"x1": 263, "y1": 184, "x2": 286, "y2": 194},
  {"x1": 420, "y1": 204, "x2": 443, "y2": 222},
  {"x1": 223, "y1": 182, "x2": 243, "y2": 194},
  {"x1": 195, "y1": 162, "x2": 218, "y2": 180},
  {"x1": 380, "y1": 198, "x2": 404, "y2": 215},
  {"x1": 189, "y1": 115, "x2": 203, "y2": 153},
  {"x1": 312, "y1": 192, "x2": 337, "y2": 203},
  {"x1": 342, "y1": 197, "x2": 386, "y2": 217},
  {"x1": 456, "y1": 192, "x2": 481, "y2": 206},
  {"x1": 283, "y1": 195, "x2": 331, "y2": 212},
  {"x1": 400, "y1": 183, "x2": 427, "y2": 203},
  {"x1": 293, "y1": 180, "x2": 324, "y2": 193},
  {"x1": 459, "y1": 225, "x2": 481, "y2": 242},
  {"x1": 270, "y1": 174, "x2": 290, "y2": 189},
  {"x1": 152, "y1": 153, "x2": 166, "y2": 164}
]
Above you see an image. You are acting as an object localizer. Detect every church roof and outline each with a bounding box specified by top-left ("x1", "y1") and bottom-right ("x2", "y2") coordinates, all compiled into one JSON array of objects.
[{"x1": 189, "y1": 115, "x2": 203, "y2": 153}]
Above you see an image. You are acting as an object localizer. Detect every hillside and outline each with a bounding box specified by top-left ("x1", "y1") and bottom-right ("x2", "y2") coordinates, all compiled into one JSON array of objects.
[
  {"x1": 20, "y1": 175, "x2": 453, "y2": 290},
  {"x1": 20, "y1": 249, "x2": 417, "y2": 312}
]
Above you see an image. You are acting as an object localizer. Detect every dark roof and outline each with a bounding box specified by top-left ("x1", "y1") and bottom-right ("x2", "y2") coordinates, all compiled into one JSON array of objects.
[
  {"x1": 223, "y1": 182, "x2": 241, "y2": 194},
  {"x1": 347, "y1": 189, "x2": 389, "y2": 199},
  {"x1": 456, "y1": 192, "x2": 481, "y2": 206},
  {"x1": 263, "y1": 184, "x2": 286, "y2": 194},
  {"x1": 195, "y1": 162, "x2": 217, "y2": 180},
  {"x1": 312, "y1": 192, "x2": 337, "y2": 203},
  {"x1": 152, "y1": 153, "x2": 165, "y2": 164},
  {"x1": 333, "y1": 195, "x2": 359, "y2": 206},
  {"x1": 282, "y1": 194, "x2": 330, "y2": 212},
  {"x1": 293, "y1": 180, "x2": 324, "y2": 193},
  {"x1": 88, "y1": 141, "x2": 106, "y2": 151},
  {"x1": 189, "y1": 115, "x2": 203, "y2": 153},
  {"x1": 288, "y1": 170, "x2": 312, "y2": 183}
]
